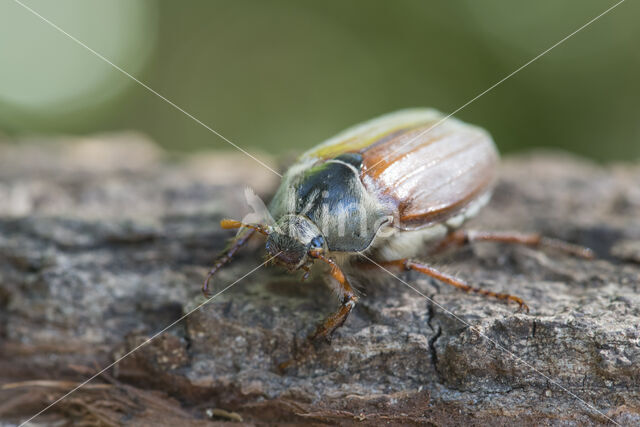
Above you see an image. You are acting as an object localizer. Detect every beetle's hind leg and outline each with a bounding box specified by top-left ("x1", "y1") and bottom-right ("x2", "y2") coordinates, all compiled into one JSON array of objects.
[
  {"x1": 376, "y1": 259, "x2": 529, "y2": 313},
  {"x1": 203, "y1": 228, "x2": 256, "y2": 297},
  {"x1": 434, "y1": 230, "x2": 595, "y2": 259}
]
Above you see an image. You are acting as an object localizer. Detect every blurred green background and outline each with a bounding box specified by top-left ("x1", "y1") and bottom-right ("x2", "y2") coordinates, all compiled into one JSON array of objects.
[{"x1": 0, "y1": 0, "x2": 638, "y2": 161}]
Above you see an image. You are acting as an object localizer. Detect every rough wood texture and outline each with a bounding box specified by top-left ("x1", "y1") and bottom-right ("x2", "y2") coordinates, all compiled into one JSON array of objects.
[{"x1": 0, "y1": 135, "x2": 639, "y2": 426}]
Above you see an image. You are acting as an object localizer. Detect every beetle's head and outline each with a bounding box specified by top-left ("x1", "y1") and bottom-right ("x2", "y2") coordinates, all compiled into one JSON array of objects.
[
  {"x1": 265, "y1": 215, "x2": 326, "y2": 270},
  {"x1": 220, "y1": 215, "x2": 327, "y2": 271}
]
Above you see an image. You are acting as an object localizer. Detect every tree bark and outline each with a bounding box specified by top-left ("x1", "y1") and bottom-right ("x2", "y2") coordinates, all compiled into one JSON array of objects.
[{"x1": 1, "y1": 135, "x2": 639, "y2": 425}]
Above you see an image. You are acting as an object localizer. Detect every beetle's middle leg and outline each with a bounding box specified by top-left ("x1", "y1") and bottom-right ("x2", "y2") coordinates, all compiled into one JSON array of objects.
[
  {"x1": 372, "y1": 258, "x2": 529, "y2": 312},
  {"x1": 433, "y1": 230, "x2": 595, "y2": 259}
]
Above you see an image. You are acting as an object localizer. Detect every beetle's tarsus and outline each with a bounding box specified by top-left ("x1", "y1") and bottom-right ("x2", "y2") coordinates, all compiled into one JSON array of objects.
[
  {"x1": 202, "y1": 273, "x2": 215, "y2": 298},
  {"x1": 517, "y1": 301, "x2": 530, "y2": 314},
  {"x1": 539, "y1": 236, "x2": 595, "y2": 260},
  {"x1": 301, "y1": 265, "x2": 311, "y2": 281},
  {"x1": 308, "y1": 297, "x2": 356, "y2": 342},
  {"x1": 434, "y1": 230, "x2": 595, "y2": 260}
]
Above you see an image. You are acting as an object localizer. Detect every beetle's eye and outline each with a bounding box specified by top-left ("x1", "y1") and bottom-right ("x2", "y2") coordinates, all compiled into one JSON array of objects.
[{"x1": 311, "y1": 236, "x2": 324, "y2": 248}]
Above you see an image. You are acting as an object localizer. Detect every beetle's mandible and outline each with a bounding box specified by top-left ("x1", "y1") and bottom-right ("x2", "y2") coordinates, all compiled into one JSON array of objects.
[{"x1": 203, "y1": 109, "x2": 594, "y2": 342}]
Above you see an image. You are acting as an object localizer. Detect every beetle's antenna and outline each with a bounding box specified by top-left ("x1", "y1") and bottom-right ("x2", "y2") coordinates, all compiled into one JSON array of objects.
[{"x1": 220, "y1": 219, "x2": 271, "y2": 236}]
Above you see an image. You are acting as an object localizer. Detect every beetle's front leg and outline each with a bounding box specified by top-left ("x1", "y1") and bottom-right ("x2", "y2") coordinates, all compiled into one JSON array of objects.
[
  {"x1": 277, "y1": 259, "x2": 356, "y2": 373},
  {"x1": 203, "y1": 228, "x2": 256, "y2": 297},
  {"x1": 308, "y1": 257, "x2": 358, "y2": 342}
]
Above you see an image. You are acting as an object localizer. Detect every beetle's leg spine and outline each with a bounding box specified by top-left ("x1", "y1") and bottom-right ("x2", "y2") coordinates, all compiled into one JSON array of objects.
[{"x1": 202, "y1": 228, "x2": 256, "y2": 297}]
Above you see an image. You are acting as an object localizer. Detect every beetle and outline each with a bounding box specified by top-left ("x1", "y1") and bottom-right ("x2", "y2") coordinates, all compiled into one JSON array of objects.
[{"x1": 203, "y1": 109, "x2": 594, "y2": 342}]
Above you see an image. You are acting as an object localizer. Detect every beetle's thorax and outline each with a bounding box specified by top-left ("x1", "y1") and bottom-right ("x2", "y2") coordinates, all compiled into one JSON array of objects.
[
  {"x1": 268, "y1": 154, "x2": 390, "y2": 254},
  {"x1": 266, "y1": 214, "x2": 324, "y2": 270}
]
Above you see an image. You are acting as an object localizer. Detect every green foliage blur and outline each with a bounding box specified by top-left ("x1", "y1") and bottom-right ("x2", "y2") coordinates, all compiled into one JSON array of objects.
[{"x1": 1, "y1": 0, "x2": 638, "y2": 162}]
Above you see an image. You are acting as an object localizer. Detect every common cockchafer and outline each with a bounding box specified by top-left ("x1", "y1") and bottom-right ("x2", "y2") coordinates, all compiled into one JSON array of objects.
[{"x1": 203, "y1": 109, "x2": 594, "y2": 345}]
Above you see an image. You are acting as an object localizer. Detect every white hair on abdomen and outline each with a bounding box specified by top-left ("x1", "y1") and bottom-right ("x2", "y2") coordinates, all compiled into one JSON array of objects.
[
  {"x1": 368, "y1": 224, "x2": 448, "y2": 261},
  {"x1": 360, "y1": 189, "x2": 493, "y2": 261}
]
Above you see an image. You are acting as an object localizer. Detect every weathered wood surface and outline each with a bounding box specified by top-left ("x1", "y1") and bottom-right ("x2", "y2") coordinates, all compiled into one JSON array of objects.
[{"x1": 0, "y1": 134, "x2": 639, "y2": 425}]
